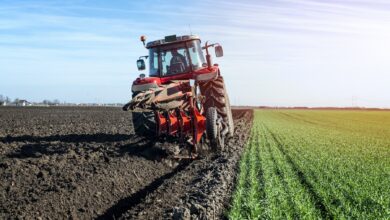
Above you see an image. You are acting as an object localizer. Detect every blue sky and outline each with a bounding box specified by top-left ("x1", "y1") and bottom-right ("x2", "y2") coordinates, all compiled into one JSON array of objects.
[{"x1": 1, "y1": 0, "x2": 390, "y2": 107}]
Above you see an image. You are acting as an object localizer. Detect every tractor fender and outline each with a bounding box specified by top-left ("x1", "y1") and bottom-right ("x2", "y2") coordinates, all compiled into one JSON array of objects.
[
  {"x1": 193, "y1": 66, "x2": 219, "y2": 82},
  {"x1": 132, "y1": 77, "x2": 161, "y2": 92}
]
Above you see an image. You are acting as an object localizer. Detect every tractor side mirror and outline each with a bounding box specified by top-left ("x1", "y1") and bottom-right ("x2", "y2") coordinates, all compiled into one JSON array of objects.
[
  {"x1": 137, "y1": 59, "x2": 145, "y2": 70},
  {"x1": 215, "y1": 45, "x2": 223, "y2": 57}
]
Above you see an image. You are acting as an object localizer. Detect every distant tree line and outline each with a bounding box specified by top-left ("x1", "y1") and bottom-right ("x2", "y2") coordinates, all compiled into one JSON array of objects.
[
  {"x1": 42, "y1": 99, "x2": 60, "y2": 105},
  {"x1": 0, "y1": 94, "x2": 61, "y2": 105},
  {"x1": 0, "y1": 95, "x2": 11, "y2": 103},
  {"x1": 0, "y1": 94, "x2": 123, "y2": 107}
]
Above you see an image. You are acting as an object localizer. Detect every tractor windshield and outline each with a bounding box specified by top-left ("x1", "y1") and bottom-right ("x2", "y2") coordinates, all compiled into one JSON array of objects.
[
  {"x1": 161, "y1": 45, "x2": 190, "y2": 76},
  {"x1": 186, "y1": 40, "x2": 206, "y2": 70},
  {"x1": 148, "y1": 40, "x2": 206, "y2": 77}
]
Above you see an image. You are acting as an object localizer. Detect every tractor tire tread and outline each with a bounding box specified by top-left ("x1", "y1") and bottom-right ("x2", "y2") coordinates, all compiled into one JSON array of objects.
[
  {"x1": 206, "y1": 107, "x2": 218, "y2": 142},
  {"x1": 199, "y1": 76, "x2": 234, "y2": 136},
  {"x1": 132, "y1": 110, "x2": 156, "y2": 136}
]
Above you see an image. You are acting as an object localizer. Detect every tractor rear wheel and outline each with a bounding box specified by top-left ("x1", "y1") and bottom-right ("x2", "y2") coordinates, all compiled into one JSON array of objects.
[
  {"x1": 132, "y1": 110, "x2": 156, "y2": 136},
  {"x1": 199, "y1": 75, "x2": 234, "y2": 137}
]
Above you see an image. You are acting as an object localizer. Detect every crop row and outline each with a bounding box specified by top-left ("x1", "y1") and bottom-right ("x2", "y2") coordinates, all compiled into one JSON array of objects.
[{"x1": 229, "y1": 110, "x2": 390, "y2": 219}]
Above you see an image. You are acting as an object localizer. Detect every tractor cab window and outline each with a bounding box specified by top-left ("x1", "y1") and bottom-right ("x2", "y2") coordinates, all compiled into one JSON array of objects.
[
  {"x1": 161, "y1": 47, "x2": 190, "y2": 76},
  {"x1": 187, "y1": 40, "x2": 206, "y2": 70},
  {"x1": 149, "y1": 48, "x2": 159, "y2": 76}
]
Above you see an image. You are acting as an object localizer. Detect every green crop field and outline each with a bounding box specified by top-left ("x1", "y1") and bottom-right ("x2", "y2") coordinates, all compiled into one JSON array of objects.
[{"x1": 229, "y1": 110, "x2": 390, "y2": 219}]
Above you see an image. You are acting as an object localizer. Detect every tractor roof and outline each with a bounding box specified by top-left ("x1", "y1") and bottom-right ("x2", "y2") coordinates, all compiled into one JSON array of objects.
[{"x1": 146, "y1": 35, "x2": 200, "y2": 48}]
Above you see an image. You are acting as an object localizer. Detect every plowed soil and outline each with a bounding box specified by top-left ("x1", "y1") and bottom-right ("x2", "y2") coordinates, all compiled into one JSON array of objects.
[{"x1": 0, "y1": 107, "x2": 253, "y2": 219}]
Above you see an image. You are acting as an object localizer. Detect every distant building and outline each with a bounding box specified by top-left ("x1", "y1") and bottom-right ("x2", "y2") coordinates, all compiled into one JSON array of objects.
[
  {"x1": 0, "y1": 101, "x2": 6, "y2": 106},
  {"x1": 16, "y1": 100, "x2": 30, "y2": 106}
]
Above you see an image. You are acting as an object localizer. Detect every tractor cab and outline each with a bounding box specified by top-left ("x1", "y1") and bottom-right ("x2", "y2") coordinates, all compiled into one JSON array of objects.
[
  {"x1": 133, "y1": 35, "x2": 223, "y2": 93},
  {"x1": 137, "y1": 35, "x2": 223, "y2": 81},
  {"x1": 147, "y1": 35, "x2": 207, "y2": 77}
]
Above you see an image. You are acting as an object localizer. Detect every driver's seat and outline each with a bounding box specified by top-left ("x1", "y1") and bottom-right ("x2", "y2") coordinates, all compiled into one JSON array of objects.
[{"x1": 170, "y1": 62, "x2": 185, "y2": 74}]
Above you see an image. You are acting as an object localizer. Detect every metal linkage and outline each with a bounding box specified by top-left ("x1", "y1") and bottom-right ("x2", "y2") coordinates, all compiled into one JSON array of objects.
[{"x1": 154, "y1": 93, "x2": 206, "y2": 159}]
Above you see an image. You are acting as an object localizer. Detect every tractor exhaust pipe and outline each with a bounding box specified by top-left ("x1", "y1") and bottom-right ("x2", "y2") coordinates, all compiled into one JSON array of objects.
[
  {"x1": 206, "y1": 54, "x2": 212, "y2": 70},
  {"x1": 204, "y1": 41, "x2": 213, "y2": 70}
]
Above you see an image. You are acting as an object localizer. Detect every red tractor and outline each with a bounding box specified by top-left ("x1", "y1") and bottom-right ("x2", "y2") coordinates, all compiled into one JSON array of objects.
[{"x1": 123, "y1": 34, "x2": 234, "y2": 158}]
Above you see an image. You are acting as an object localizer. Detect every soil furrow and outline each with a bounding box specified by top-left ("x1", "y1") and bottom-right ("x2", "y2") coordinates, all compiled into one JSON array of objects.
[
  {"x1": 118, "y1": 109, "x2": 254, "y2": 219},
  {"x1": 0, "y1": 107, "x2": 253, "y2": 219}
]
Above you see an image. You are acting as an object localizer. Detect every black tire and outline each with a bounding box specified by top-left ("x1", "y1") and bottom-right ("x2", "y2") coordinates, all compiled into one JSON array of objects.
[
  {"x1": 206, "y1": 107, "x2": 218, "y2": 141},
  {"x1": 206, "y1": 107, "x2": 225, "y2": 151},
  {"x1": 131, "y1": 110, "x2": 156, "y2": 136},
  {"x1": 199, "y1": 76, "x2": 226, "y2": 116},
  {"x1": 199, "y1": 75, "x2": 234, "y2": 137}
]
